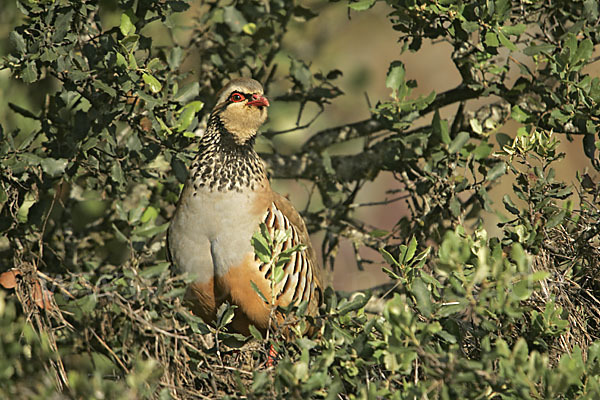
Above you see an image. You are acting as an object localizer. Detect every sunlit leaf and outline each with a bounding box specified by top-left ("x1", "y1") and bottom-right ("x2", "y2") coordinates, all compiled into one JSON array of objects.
[{"x1": 142, "y1": 73, "x2": 162, "y2": 94}]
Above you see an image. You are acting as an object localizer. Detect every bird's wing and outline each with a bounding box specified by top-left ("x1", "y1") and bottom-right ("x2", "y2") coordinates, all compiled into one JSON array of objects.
[{"x1": 258, "y1": 193, "x2": 325, "y2": 315}]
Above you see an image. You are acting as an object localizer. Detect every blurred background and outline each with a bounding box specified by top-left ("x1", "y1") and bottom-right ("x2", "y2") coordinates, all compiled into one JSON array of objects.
[{"x1": 1, "y1": 0, "x2": 597, "y2": 292}]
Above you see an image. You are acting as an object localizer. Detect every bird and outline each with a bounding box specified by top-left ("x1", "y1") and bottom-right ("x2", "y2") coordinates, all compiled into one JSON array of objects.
[{"x1": 168, "y1": 78, "x2": 324, "y2": 336}]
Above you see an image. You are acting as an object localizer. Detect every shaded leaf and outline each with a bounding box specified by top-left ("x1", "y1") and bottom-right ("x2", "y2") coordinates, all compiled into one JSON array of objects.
[
  {"x1": 433, "y1": 110, "x2": 451, "y2": 144},
  {"x1": 53, "y1": 9, "x2": 74, "y2": 42},
  {"x1": 40, "y1": 158, "x2": 68, "y2": 177},
  {"x1": 448, "y1": 131, "x2": 470, "y2": 153},
  {"x1": 503, "y1": 195, "x2": 520, "y2": 215},
  {"x1": 411, "y1": 278, "x2": 432, "y2": 317},
  {"x1": 523, "y1": 43, "x2": 555, "y2": 56},
  {"x1": 9, "y1": 31, "x2": 26, "y2": 53},
  {"x1": 338, "y1": 293, "x2": 370, "y2": 316},
  {"x1": 8, "y1": 103, "x2": 38, "y2": 120},
  {"x1": 223, "y1": 6, "x2": 247, "y2": 33},
  {"x1": 497, "y1": 30, "x2": 517, "y2": 51},
  {"x1": 22, "y1": 61, "x2": 38, "y2": 83},
  {"x1": 487, "y1": 162, "x2": 506, "y2": 181}
]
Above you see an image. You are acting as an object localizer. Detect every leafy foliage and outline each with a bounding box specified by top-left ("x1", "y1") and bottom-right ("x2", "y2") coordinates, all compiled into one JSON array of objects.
[{"x1": 1, "y1": 0, "x2": 600, "y2": 398}]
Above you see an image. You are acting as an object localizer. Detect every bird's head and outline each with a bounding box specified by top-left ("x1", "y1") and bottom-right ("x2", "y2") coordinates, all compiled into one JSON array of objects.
[{"x1": 212, "y1": 78, "x2": 270, "y2": 144}]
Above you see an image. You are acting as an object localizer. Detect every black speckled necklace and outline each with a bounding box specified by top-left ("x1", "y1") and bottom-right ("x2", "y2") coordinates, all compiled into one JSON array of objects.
[{"x1": 190, "y1": 114, "x2": 267, "y2": 193}]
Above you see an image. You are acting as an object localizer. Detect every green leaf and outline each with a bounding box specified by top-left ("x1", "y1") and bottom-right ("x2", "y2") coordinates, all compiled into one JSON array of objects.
[
  {"x1": 171, "y1": 157, "x2": 187, "y2": 182},
  {"x1": 217, "y1": 304, "x2": 236, "y2": 329},
  {"x1": 510, "y1": 243, "x2": 528, "y2": 271},
  {"x1": 584, "y1": 0, "x2": 599, "y2": 20},
  {"x1": 511, "y1": 105, "x2": 530, "y2": 123},
  {"x1": 497, "y1": 30, "x2": 517, "y2": 51},
  {"x1": 469, "y1": 118, "x2": 483, "y2": 135},
  {"x1": 448, "y1": 131, "x2": 470, "y2": 153},
  {"x1": 147, "y1": 58, "x2": 164, "y2": 71},
  {"x1": 173, "y1": 82, "x2": 200, "y2": 103},
  {"x1": 9, "y1": 31, "x2": 26, "y2": 53},
  {"x1": 494, "y1": 0, "x2": 511, "y2": 20},
  {"x1": 252, "y1": 227, "x2": 272, "y2": 263},
  {"x1": 531, "y1": 271, "x2": 550, "y2": 282},
  {"x1": 513, "y1": 278, "x2": 532, "y2": 300},
  {"x1": 128, "y1": 53, "x2": 138, "y2": 69},
  {"x1": 168, "y1": 47, "x2": 183, "y2": 69},
  {"x1": 120, "y1": 13, "x2": 135, "y2": 36},
  {"x1": 487, "y1": 162, "x2": 506, "y2": 181},
  {"x1": 176, "y1": 101, "x2": 204, "y2": 132},
  {"x1": 382, "y1": 267, "x2": 400, "y2": 280},
  {"x1": 53, "y1": 10, "x2": 73, "y2": 42},
  {"x1": 370, "y1": 229, "x2": 389, "y2": 238},
  {"x1": 293, "y1": 5, "x2": 318, "y2": 21},
  {"x1": 574, "y1": 39, "x2": 593, "y2": 64},
  {"x1": 436, "y1": 329, "x2": 457, "y2": 344},
  {"x1": 93, "y1": 80, "x2": 117, "y2": 98},
  {"x1": 73, "y1": 294, "x2": 98, "y2": 315},
  {"x1": 386, "y1": 61, "x2": 405, "y2": 96},
  {"x1": 501, "y1": 23, "x2": 526, "y2": 36},
  {"x1": 242, "y1": 22, "x2": 257, "y2": 35},
  {"x1": 132, "y1": 222, "x2": 169, "y2": 238},
  {"x1": 17, "y1": 192, "x2": 35, "y2": 223},
  {"x1": 110, "y1": 162, "x2": 124, "y2": 185},
  {"x1": 583, "y1": 134, "x2": 596, "y2": 161},
  {"x1": 411, "y1": 278, "x2": 432, "y2": 317},
  {"x1": 338, "y1": 293, "x2": 370, "y2": 315},
  {"x1": 22, "y1": 61, "x2": 38, "y2": 83},
  {"x1": 461, "y1": 21, "x2": 479, "y2": 33},
  {"x1": 8, "y1": 103, "x2": 38, "y2": 120},
  {"x1": 140, "y1": 263, "x2": 170, "y2": 279},
  {"x1": 120, "y1": 34, "x2": 139, "y2": 53},
  {"x1": 503, "y1": 195, "x2": 520, "y2": 215},
  {"x1": 142, "y1": 73, "x2": 162, "y2": 94},
  {"x1": 290, "y1": 59, "x2": 312, "y2": 88},
  {"x1": 473, "y1": 143, "x2": 492, "y2": 160},
  {"x1": 250, "y1": 281, "x2": 268, "y2": 303},
  {"x1": 414, "y1": 247, "x2": 431, "y2": 262},
  {"x1": 348, "y1": 0, "x2": 376, "y2": 11},
  {"x1": 546, "y1": 209, "x2": 566, "y2": 229},
  {"x1": 156, "y1": 116, "x2": 173, "y2": 135},
  {"x1": 116, "y1": 52, "x2": 127, "y2": 68},
  {"x1": 523, "y1": 43, "x2": 555, "y2": 56},
  {"x1": 272, "y1": 266, "x2": 284, "y2": 284},
  {"x1": 404, "y1": 237, "x2": 418, "y2": 264},
  {"x1": 40, "y1": 158, "x2": 68, "y2": 177},
  {"x1": 380, "y1": 248, "x2": 400, "y2": 267},
  {"x1": 496, "y1": 132, "x2": 512, "y2": 148},
  {"x1": 223, "y1": 6, "x2": 247, "y2": 33},
  {"x1": 485, "y1": 31, "x2": 499, "y2": 47},
  {"x1": 112, "y1": 223, "x2": 129, "y2": 243},
  {"x1": 248, "y1": 324, "x2": 263, "y2": 340},
  {"x1": 433, "y1": 110, "x2": 451, "y2": 144},
  {"x1": 0, "y1": 186, "x2": 7, "y2": 207},
  {"x1": 140, "y1": 206, "x2": 158, "y2": 223}
]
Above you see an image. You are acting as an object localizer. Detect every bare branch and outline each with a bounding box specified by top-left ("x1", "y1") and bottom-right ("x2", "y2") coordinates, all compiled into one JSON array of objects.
[{"x1": 301, "y1": 84, "x2": 483, "y2": 152}]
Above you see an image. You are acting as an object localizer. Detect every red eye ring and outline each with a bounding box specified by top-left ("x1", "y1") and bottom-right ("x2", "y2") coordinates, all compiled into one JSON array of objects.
[{"x1": 229, "y1": 92, "x2": 245, "y2": 102}]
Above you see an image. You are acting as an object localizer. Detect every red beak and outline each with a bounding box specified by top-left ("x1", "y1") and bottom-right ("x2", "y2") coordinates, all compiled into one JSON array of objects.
[{"x1": 247, "y1": 94, "x2": 270, "y2": 108}]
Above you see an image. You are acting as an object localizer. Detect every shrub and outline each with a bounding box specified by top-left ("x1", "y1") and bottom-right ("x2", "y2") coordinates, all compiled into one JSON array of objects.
[{"x1": 1, "y1": 0, "x2": 600, "y2": 398}]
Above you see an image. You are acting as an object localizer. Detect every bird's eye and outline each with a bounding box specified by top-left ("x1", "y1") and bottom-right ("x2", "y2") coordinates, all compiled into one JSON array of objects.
[{"x1": 229, "y1": 93, "x2": 245, "y2": 102}]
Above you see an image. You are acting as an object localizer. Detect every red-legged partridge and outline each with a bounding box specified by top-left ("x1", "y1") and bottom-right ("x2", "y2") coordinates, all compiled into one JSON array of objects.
[{"x1": 168, "y1": 78, "x2": 324, "y2": 335}]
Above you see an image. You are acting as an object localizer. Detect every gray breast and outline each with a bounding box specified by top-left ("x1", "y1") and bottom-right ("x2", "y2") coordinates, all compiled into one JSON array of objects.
[{"x1": 168, "y1": 182, "x2": 267, "y2": 282}]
